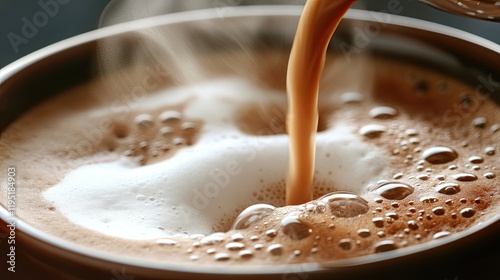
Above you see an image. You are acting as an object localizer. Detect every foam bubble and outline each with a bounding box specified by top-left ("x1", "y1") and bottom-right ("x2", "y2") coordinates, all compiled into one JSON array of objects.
[{"x1": 43, "y1": 78, "x2": 388, "y2": 240}]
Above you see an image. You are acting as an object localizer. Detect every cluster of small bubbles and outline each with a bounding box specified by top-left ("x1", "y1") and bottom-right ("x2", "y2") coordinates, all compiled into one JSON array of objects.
[
  {"x1": 231, "y1": 204, "x2": 275, "y2": 230},
  {"x1": 423, "y1": 146, "x2": 458, "y2": 164},
  {"x1": 435, "y1": 183, "x2": 461, "y2": 195},
  {"x1": 369, "y1": 106, "x2": 398, "y2": 119},
  {"x1": 359, "y1": 124, "x2": 387, "y2": 138},
  {"x1": 385, "y1": 212, "x2": 399, "y2": 220},
  {"x1": 200, "y1": 233, "x2": 225, "y2": 245},
  {"x1": 375, "y1": 182, "x2": 414, "y2": 200},
  {"x1": 320, "y1": 192, "x2": 369, "y2": 217},
  {"x1": 120, "y1": 109, "x2": 201, "y2": 165},
  {"x1": 305, "y1": 201, "x2": 327, "y2": 214},
  {"x1": 420, "y1": 196, "x2": 439, "y2": 203}
]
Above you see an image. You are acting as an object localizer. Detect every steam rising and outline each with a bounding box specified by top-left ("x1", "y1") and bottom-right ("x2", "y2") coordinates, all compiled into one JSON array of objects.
[
  {"x1": 95, "y1": 0, "x2": 315, "y2": 103},
  {"x1": 96, "y1": 0, "x2": 374, "y2": 107}
]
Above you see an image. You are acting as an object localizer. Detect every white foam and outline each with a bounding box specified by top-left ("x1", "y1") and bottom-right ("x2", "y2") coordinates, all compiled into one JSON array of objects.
[{"x1": 43, "y1": 78, "x2": 388, "y2": 240}]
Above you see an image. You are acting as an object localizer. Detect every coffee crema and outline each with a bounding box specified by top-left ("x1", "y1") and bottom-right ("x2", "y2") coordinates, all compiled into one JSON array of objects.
[{"x1": 0, "y1": 2, "x2": 499, "y2": 267}]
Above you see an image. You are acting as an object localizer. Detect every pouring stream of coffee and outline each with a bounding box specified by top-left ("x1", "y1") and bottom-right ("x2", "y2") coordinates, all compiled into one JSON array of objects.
[{"x1": 286, "y1": 0, "x2": 355, "y2": 205}]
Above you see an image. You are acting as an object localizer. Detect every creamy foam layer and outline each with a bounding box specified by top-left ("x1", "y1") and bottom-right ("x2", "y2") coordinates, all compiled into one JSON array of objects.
[
  {"x1": 43, "y1": 78, "x2": 387, "y2": 239},
  {"x1": 1, "y1": 51, "x2": 498, "y2": 265}
]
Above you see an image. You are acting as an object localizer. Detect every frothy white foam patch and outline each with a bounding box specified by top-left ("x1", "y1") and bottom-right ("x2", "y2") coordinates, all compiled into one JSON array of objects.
[{"x1": 43, "y1": 78, "x2": 388, "y2": 240}]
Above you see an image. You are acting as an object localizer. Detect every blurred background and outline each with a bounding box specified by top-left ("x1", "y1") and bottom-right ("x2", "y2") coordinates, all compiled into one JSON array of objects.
[{"x1": 0, "y1": 0, "x2": 499, "y2": 69}]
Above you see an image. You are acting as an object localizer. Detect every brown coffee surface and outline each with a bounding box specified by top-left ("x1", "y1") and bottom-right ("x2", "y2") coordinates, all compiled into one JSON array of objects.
[{"x1": 0, "y1": 46, "x2": 498, "y2": 265}]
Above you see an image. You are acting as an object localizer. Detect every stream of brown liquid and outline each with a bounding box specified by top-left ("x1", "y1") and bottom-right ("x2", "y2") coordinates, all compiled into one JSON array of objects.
[{"x1": 286, "y1": 0, "x2": 355, "y2": 205}]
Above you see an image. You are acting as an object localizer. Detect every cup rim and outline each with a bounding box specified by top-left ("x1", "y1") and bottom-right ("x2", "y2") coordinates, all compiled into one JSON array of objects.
[{"x1": 0, "y1": 5, "x2": 499, "y2": 276}]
